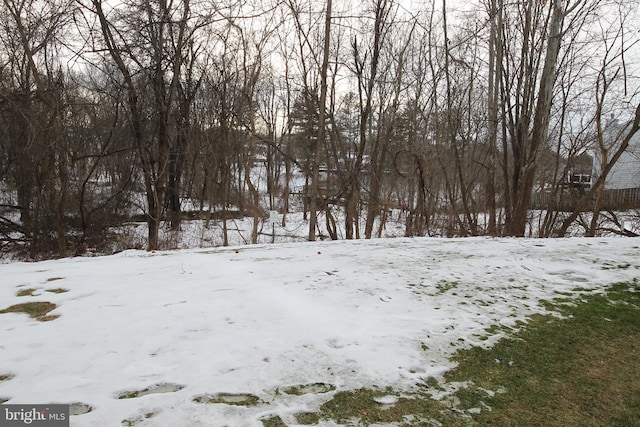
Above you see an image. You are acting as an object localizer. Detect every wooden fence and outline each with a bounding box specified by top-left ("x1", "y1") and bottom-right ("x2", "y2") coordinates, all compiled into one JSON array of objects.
[{"x1": 532, "y1": 187, "x2": 640, "y2": 212}]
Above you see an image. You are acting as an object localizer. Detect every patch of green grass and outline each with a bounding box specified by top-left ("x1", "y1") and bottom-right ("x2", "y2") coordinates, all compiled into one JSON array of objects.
[
  {"x1": 295, "y1": 411, "x2": 320, "y2": 424},
  {"x1": 481, "y1": 324, "x2": 509, "y2": 338},
  {"x1": 422, "y1": 376, "x2": 443, "y2": 391},
  {"x1": 0, "y1": 302, "x2": 58, "y2": 321},
  {"x1": 16, "y1": 288, "x2": 37, "y2": 297},
  {"x1": 318, "y1": 387, "x2": 463, "y2": 426},
  {"x1": 312, "y1": 282, "x2": 640, "y2": 427},
  {"x1": 554, "y1": 290, "x2": 573, "y2": 296},
  {"x1": 117, "y1": 391, "x2": 140, "y2": 400},
  {"x1": 445, "y1": 281, "x2": 640, "y2": 427},
  {"x1": 435, "y1": 280, "x2": 460, "y2": 295},
  {"x1": 260, "y1": 415, "x2": 287, "y2": 427},
  {"x1": 601, "y1": 263, "x2": 635, "y2": 271}
]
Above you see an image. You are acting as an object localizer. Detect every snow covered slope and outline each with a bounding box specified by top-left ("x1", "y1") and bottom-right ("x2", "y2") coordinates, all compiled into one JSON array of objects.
[{"x1": 0, "y1": 237, "x2": 638, "y2": 426}]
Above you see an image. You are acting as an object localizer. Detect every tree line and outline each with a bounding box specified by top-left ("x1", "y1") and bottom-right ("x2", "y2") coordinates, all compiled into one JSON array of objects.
[{"x1": 0, "y1": 0, "x2": 638, "y2": 258}]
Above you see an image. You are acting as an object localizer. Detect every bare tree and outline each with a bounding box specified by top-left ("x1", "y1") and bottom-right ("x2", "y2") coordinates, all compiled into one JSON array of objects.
[
  {"x1": 0, "y1": 0, "x2": 75, "y2": 257},
  {"x1": 485, "y1": 0, "x2": 503, "y2": 236},
  {"x1": 364, "y1": 6, "x2": 415, "y2": 239},
  {"x1": 84, "y1": 0, "x2": 203, "y2": 249},
  {"x1": 340, "y1": 0, "x2": 392, "y2": 239}
]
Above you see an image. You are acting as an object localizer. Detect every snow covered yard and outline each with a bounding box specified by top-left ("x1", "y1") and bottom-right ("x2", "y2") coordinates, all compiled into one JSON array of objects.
[{"x1": 0, "y1": 237, "x2": 638, "y2": 426}]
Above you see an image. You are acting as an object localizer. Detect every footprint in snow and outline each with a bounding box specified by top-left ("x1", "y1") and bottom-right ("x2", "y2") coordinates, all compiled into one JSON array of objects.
[
  {"x1": 69, "y1": 402, "x2": 93, "y2": 416},
  {"x1": 192, "y1": 392, "x2": 263, "y2": 406},
  {"x1": 326, "y1": 337, "x2": 357, "y2": 349},
  {"x1": 115, "y1": 382, "x2": 185, "y2": 399},
  {"x1": 374, "y1": 395, "x2": 399, "y2": 408},
  {"x1": 280, "y1": 382, "x2": 336, "y2": 395},
  {"x1": 122, "y1": 409, "x2": 160, "y2": 426}
]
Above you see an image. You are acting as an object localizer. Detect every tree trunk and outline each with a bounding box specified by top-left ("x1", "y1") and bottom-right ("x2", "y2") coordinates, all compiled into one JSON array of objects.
[
  {"x1": 309, "y1": 0, "x2": 332, "y2": 241},
  {"x1": 508, "y1": 0, "x2": 564, "y2": 236},
  {"x1": 486, "y1": 0, "x2": 501, "y2": 236}
]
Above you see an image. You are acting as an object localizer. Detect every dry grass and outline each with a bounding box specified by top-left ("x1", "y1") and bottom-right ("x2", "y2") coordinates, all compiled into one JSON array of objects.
[
  {"x1": 45, "y1": 288, "x2": 69, "y2": 294},
  {"x1": 0, "y1": 302, "x2": 59, "y2": 321},
  {"x1": 16, "y1": 288, "x2": 37, "y2": 297}
]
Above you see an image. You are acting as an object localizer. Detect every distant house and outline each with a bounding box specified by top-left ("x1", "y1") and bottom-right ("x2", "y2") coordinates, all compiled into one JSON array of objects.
[
  {"x1": 534, "y1": 123, "x2": 640, "y2": 212},
  {"x1": 567, "y1": 172, "x2": 592, "y2": 190},
  {"x1": 589, "y1": 121, "x2": 640, "y2": 210},
  {"x1": 592, "y1": 121, "x2": 640, "y2": 190}
]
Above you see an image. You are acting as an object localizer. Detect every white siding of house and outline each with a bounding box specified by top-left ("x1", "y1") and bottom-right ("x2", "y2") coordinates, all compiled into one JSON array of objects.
[{"x1": 592, "y1": 126, "x2": 640, "y2": 190}]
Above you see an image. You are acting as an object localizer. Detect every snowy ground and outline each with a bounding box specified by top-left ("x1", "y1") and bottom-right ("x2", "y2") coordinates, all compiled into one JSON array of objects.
[
  {"x1": 109, "y1": 209, "x2": 409, "y2": 252},
  {"x1": 0, "y1": 237, "x2": 639, "y2": 426}
]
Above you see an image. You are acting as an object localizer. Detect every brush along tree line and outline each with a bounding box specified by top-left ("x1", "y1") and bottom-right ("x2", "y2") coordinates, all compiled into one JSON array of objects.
[{"x1": 0, "y1": 0, "x2": 639, "y2": 258}]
